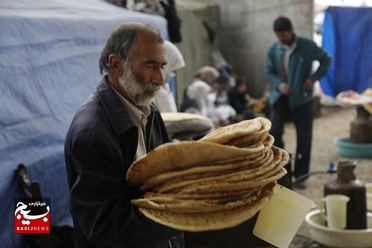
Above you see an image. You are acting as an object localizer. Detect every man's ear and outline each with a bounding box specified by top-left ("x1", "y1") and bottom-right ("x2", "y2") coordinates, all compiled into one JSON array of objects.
[{"x1": 108, "y1": 54, "x2": 124, "y2": 74}]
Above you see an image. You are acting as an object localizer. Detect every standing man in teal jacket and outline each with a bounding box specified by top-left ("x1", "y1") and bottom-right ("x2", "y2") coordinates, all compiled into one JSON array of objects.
[{"x1": 264, "y1": 16, "x2": 331, "y2": 188}]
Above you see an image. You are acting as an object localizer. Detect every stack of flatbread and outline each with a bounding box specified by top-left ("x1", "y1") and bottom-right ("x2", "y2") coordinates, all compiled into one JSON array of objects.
[{"x1": 126, "y1": 117, "x2": 289, "y2": 231}]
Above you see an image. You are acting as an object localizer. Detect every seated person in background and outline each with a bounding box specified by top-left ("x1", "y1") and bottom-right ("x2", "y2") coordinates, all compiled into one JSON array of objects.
[
  {"x1": 154, "y1": 40, "x2": 185, "y2": 112},
  {"x1": 213, "y1": 69, "x2": 231, "y2": 105},
  {"x1": 218, "y1": 65, "x2": 238, "y2": 87},
  {"x1": 228, "y1": 76, "x2": 267, "y2": 122},
  {"x1": 180, "y1": 66, "x2": 219, "y2": 116},
  {"x1": 206, "y1": 91, "x2": 236, "y2": 127},
  {"x1": 208, "y1": 69, "x2": 237, "y2": 127}
]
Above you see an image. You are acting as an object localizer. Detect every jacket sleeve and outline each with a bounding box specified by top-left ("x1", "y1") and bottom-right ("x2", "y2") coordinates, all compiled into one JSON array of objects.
[
  {"x1": 66, "y1": 129, "x2": 180, "y2": 247},
  {"x1": 263, "y1": 44, "x2": 284, "y2": 91},
  {"x1": 308, "y1": 41, "x2": 332, "y2": 82}
]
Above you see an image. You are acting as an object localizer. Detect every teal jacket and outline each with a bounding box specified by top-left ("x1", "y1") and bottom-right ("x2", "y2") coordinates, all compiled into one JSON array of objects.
[{"x1": 264, "y1": 35, "x2": 332, "y2": 109}]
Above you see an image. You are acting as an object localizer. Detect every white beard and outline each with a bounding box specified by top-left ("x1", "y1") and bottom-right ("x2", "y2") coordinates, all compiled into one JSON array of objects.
[{"x1": 118, "y1": 64, "x2": 160, "y2": 106}]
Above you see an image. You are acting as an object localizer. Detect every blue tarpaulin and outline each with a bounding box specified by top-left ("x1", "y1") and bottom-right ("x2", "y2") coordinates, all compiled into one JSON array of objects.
[
  {"x1": 0, "y1": 0, "x2": 168, "y2": 247},
  {"x1": 321, "y1": 6, "x2": 372, "y2": 97}
]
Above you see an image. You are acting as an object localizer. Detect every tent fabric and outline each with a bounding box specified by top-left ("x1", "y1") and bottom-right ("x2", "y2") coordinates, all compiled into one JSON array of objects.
[
  {"x1": 0, "y1": 0, "x2": 168, "y2": 247},
  {"x1": 321, "y1": 6, "x2": 372, "y2": 97}
]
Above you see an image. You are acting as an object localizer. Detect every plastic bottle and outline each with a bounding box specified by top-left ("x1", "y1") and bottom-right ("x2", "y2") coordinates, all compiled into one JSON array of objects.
[{"x1": 324, "y1": 160, "x2": 367, "y2": 229}]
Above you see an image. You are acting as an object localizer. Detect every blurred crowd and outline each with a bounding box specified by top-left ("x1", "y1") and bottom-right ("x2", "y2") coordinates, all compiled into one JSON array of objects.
[
  {"x1": 179, "y1": 65, "x2": 268, "y2": 129},
  {"x1": 151, "y1": 40, "x2": 268, "y2": 133}
]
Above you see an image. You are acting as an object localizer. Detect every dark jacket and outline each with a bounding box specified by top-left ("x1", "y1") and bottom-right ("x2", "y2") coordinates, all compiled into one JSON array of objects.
[{"x1": 64, "y1": 76, "x2": 183, "y2": 248}]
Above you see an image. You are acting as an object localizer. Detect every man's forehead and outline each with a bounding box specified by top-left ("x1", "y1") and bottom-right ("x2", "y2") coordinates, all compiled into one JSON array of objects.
[{"x1": 130, "y1": 42, "x2": 166, "y2": 64}]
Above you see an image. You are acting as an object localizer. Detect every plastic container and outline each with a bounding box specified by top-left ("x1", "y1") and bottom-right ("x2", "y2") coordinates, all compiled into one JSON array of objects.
[
  {"x1": 335, "y1": 137, "x2": 372, "y2": 158},
  {"x1": 306, "y1": 210, "x2": 372, "y2": 248},
  {"x1": 253, "y1": 185, "x2": 316, "y2": 248}
]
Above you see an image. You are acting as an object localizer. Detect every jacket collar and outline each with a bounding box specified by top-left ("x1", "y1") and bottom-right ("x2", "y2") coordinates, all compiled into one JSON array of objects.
[{"x1": 279, "y1": 34, "x2": 298, "y2": 50}]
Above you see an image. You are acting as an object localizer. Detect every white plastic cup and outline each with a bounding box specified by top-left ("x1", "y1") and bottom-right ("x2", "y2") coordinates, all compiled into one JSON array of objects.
[
  {"x1": 320, "y1": 194, "x2": 349, "y2": 230},
  {"x1": 253, "y1": 185, "x2": 316, "y2": 248}
]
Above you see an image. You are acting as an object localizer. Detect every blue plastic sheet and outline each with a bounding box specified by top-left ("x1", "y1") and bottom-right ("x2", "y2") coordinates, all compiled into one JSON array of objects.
[
  {"x1": 0, "y1": 0, "x2": 168, "y2": 247},
  {"x1": 321, "y1": 6, "x2": 372, "y2": 97}
]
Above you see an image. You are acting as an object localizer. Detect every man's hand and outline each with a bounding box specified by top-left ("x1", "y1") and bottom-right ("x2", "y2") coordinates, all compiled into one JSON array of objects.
[
  {"x1": 303, "y1": 79, "x2": 314, "y2": 90},
  {"x1": 279, "y1": 83, "x2": 292, "y2": 95}
]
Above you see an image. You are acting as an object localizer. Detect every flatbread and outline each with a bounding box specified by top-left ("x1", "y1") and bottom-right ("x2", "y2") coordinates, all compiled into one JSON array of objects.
[
  {"x1": 126, "y1": 140, "x2": 265, "y2": 186},
  {"x1": 200, "y1": 117, "x2": 271, "y2": 145},
  {"x1": 172, "y1": 168, "x2": 287, "y2": 194},
  {"x1": 137, "y1": 182, "x2": 277, "y2": 231},
  {"x1": 127, "y1": 118, "x2": 289, "y2": 232},
  {"x1": 152, "y1": 149, "x2": 275, "y2": 194},
  {"x1": 140, "y1": 148, "x2": 271, "y2": 192},
  {"x1": 152, "y1": 147, "x2": 287, "y2": 194},
  {"x1": 161, "y1": 112, "x2": 214, "y2": 139},
  {"x1": 132, "y1": 188, "x2": 262, "y2": 213},
  {"x1": 143, "y1": 187, "x2": 263, "y2": 200}
]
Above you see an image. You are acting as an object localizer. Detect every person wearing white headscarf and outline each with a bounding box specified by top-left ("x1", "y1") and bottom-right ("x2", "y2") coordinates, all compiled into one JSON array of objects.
[
  {"x1": 180, "y1": 66, "x2": 220, "y2": 121},
  {"x1": 154, "y1": 40, "x2": 185, "y2": 112},
  {"x1": 191, "y1": 66, "x2": 219, "y2": 85},
  {"x1": 181, "y1": 81, "x2": 212, "y2": 117}
]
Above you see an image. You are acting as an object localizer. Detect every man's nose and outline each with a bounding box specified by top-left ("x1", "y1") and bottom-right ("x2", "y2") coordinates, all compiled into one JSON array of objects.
[{"x1": 152, "y1": 68, "x2": 165, "y2": 86}]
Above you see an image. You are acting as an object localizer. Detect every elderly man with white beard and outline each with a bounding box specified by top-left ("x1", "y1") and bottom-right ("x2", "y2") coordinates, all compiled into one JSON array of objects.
[{"x1": 64, "y1": 23, "x2": 184, "y2": 248}]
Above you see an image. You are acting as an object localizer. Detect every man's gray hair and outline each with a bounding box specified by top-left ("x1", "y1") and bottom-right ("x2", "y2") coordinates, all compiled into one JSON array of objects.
[{"x1": 99, "y1": 22, "x2": 163, "y2": 74}]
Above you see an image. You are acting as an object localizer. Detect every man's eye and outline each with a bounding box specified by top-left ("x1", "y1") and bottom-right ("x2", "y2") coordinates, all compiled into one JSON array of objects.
[{"x1": 146, "y1": 64, "x2": 157, "y2": 70}]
